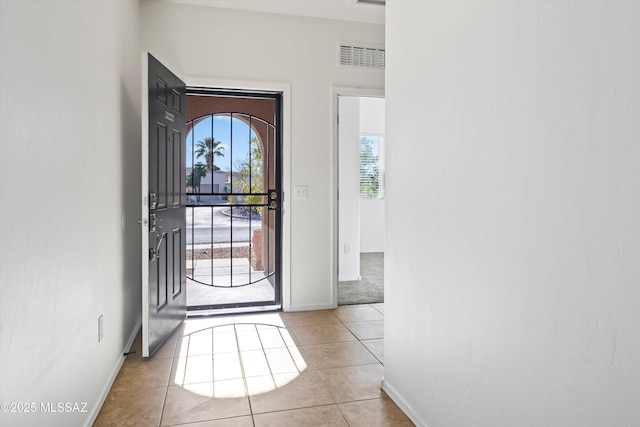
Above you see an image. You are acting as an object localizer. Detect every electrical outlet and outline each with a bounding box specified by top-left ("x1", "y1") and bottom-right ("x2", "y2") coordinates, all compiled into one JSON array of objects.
[{"x1": 98, "y1": 315, "x2": 104, "y2": 342}]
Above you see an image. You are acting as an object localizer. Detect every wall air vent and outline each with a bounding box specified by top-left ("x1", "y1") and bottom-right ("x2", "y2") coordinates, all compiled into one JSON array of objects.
[
  {"x1": 356, "y1": 0, "x2": 386, "y2": 5},
  {"x1": 338, "y1": 44, "x2": 385, "y2": 69}
]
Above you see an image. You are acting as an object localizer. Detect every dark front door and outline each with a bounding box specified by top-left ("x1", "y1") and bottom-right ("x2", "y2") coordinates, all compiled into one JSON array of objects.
[
  {"x1": 184, "y1": 90, "x2": 282, "y2": 312},
  {"x1": 141, "y1": 53, "x2": 186, "y2": 357}
]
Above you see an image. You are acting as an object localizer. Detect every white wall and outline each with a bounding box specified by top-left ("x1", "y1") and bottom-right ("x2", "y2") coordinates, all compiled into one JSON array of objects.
[
  {"x1": 359, "y1": 97, "x2": 385, "y2": 253},
  {"x1": 359, "y1": 96, "x2": 385, "y2": 135},
  {"x1": 339, "y1": 97, "x2": 361, "y2": 280},
  {"x1": 384, "y1": 1, "x2": 640, "y2": 426},
  {"x1": 141, "y1": 0, "x2": 384, "y2": 310},
  {"x1": 0, "y1": 1, "x2": 142, "y2": 426},
  {"x1": 360, "y1": 199, "x2": 384, "y2": 253}
]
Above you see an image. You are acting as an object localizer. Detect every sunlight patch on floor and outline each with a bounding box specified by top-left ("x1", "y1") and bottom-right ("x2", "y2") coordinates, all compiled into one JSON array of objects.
[{"x1": 172, "y1": 315, "x2": 306, "y2": 398}]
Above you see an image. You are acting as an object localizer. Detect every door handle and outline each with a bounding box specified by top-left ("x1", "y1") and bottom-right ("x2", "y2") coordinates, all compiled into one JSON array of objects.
[
  {"x1": 149, "y1": 226, "x2": 166, "y2": 261},
  {"x1": 155, "y1": 226, "x2": 166, "y2": 254}
]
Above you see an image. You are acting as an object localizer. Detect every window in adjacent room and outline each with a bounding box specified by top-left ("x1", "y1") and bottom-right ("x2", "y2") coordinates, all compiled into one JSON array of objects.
[{"x1": 359, "y1": 135, "x2": 385, "y2": 199}]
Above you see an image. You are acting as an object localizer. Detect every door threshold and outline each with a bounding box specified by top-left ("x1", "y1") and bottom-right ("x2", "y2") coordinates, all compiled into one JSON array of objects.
[{"x1": 187, "y1": 305, "x2": 281, "y2": 317}]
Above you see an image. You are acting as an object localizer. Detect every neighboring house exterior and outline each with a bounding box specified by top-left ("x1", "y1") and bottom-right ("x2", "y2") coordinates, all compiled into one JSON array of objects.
[{"x1": 186, "y1": 168, "x2": 228, "y2": 202}]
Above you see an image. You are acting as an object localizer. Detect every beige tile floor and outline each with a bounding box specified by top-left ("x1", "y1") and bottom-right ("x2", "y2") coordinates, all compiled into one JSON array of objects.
[{"x1": 94, "y1": 303, "x2": 413, "y2": 426}]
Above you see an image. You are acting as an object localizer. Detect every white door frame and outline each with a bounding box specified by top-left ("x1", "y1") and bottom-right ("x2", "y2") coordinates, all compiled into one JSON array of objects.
[
  {"x1": 184, "y1": 76, "x2": 292, "y2": 312},
  {"x1": 331, "y1": 86, "x2": 385, "y2": 307}
]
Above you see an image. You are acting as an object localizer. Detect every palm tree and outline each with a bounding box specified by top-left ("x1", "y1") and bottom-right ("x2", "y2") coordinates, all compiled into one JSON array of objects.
[
  {"x1": 186, "y1": 162, "x2": 208, "y2": 201},
  {"x1": 195, "y1": 137, "x2": 224, "y2": 171}
]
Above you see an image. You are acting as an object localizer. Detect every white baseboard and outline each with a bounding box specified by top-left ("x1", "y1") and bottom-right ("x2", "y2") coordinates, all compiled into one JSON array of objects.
[
  {"x1": 381, "y1": 378, "x2": 429, "y2": 427},
  {"x1": 85, "y1": 315, "x2": 142, "y2": 427},
  {"x1": 287, "y1": 302, "x2": 336, "y2": 312}
]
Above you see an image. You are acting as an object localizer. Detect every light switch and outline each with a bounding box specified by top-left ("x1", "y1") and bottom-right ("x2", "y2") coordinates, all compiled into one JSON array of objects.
[{"x1": 294, "y1": 185, "x2": 308, "y2": 199}]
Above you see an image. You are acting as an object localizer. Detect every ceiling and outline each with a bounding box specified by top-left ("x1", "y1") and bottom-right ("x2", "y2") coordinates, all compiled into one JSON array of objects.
[{"x1": 162, "y1": 0, "x2": 385, "y2": 25}]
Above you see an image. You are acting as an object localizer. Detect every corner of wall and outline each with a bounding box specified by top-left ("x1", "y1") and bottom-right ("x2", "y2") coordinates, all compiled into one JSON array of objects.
[
  {"x1": 86, "y1": 315, "x2": 141, "y2": 427},
  {"x1": 381, "y1": 378, "x2": 429, "y2": 427}
]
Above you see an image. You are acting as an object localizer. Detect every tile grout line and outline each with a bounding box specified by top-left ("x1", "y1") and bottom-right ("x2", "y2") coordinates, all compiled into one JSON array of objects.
[
  {"x1": 247, "y1": 322, "x2": 272, "y2": 427},
  {"x1": 157, "y1": 386, "x2": 169, "y2": 427},
  {"x1": 335, "y1": 305, "x2": 385, "y2": 425},
  {"x1": 251, "y1": 402, "x2": 349, "y2": 417},
  {"x1": 158, "y1": 332, "x2": 190, "y2": 427},
  {"x1": 231, "y1": 323, "x2": 254, "y2": 418},
  {"x1": 278, "y1": 325, "x2": 312, "y2": 373},
  {"x1": 249, "y1": 324, "x2": 260, "y2": 426},
  {"x1": 97, "y1": 306, "x2": 389, "y2": 426},
  {"x1": 337, "y1": 305, "x2": 384, "y2": 363},
  {"x1": 334, "y1": 401, "x2": 352, "y2": 426}
]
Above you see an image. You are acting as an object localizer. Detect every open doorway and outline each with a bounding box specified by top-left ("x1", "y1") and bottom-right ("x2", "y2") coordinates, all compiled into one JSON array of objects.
[
  {"x1": 338, "y1": 96, "x2": 385, "y2": 305},
  {"x1": 185, "y1": 89, "x2": 282, "y2": 313}
]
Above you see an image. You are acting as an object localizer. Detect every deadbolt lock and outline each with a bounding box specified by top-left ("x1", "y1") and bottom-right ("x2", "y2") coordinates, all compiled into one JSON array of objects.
[{"x1": 149, "y1": 192, "x2": 157, "y2": 210}]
